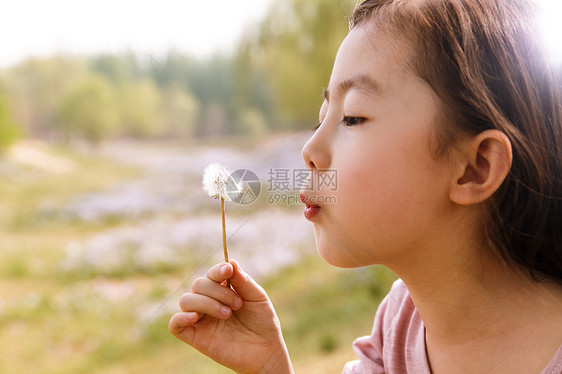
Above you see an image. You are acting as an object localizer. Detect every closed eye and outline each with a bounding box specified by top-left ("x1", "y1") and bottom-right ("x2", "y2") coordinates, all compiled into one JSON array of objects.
[
  {"x1": 342, "y1": 116, "x2": 366, "y2": 126},
  {"x1": 313, "y1": 122, "x2": 322, "y2": 131}
]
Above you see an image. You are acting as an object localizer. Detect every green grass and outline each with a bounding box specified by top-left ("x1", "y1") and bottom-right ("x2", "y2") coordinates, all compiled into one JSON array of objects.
[
  {"x1": 265, "y1": 256, "x2": 397, "y2": 362},
  {"x1": 0, "y1": 140, "x2": 396, "y2": 374}
]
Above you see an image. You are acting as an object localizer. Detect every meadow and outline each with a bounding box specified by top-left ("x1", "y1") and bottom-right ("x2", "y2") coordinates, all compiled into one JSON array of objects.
[{"x1": 0, "y1": 136, "x2": 396, "y2": 374}]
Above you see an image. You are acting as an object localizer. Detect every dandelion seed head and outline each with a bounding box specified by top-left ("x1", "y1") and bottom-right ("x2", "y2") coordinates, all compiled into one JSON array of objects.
[{"x1": 202, "y1": 162, "x2": 235, "y2": 201}]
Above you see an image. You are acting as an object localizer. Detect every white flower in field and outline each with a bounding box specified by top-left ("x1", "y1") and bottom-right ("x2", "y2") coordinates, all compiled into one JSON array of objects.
[{"x1": 202, "y1": 162, "x2": 241, "y2": 201}]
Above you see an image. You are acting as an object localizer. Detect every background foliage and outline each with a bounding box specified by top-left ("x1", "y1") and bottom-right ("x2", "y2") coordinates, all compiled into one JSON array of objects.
[
  {"x1": 0, "y1": 0, "x2": 356, "y2": 146},
  {"x1": 0, "y1": 1, "x2": 399, "y2": 373}
]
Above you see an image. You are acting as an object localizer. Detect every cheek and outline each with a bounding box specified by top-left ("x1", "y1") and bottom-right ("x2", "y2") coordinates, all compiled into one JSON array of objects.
[
  {"x1": 340, "y1": 170, "x2": 399, "y2": 230},
  {"x1": 335, "y1": 147, "x2": 434, "y2": 234},
  {"x1": 339, "y1": 153, "x2": 409, "y2": 206}
]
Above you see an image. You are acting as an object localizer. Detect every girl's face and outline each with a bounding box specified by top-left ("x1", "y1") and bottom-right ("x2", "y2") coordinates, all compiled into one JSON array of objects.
[{"x1": 301, "y1": 26, "x2": 456, "y2": 268}]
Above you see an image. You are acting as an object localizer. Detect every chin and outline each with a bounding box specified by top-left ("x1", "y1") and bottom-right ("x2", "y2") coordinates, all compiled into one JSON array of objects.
[
  {"x1": 318, "y1": 251, "x2": 358, "y2": 268},
  {"x1": 314, "y1": 228, "x2": 363, "y2": 268}
]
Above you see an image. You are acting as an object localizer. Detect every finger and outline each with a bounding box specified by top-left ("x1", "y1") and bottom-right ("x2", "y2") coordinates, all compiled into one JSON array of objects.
[
  {"x1": 229, "y1": 259, "x2": 269, "y2": 302},
  {"x1": 206, "y1": 262, "x2": 234, "y2": 283},
  {"x1": 191, "y1": 277, "x2": 243, "y2": 310},
  {"x1": 179, "y1": 292, "x2": 232, "y2": 320},
  {"x1": 168, "y1": 312, "x2": 199, "y2": 336}
]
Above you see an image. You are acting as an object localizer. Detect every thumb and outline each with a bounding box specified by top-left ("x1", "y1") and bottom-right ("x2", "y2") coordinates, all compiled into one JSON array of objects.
[{"x1": 229, "y1": 259, "x2": 268, "y2": 302}]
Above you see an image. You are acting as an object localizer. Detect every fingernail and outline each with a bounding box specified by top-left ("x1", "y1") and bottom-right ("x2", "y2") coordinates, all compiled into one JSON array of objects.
[
  {"x1": 220, "y1": 264, "x2": 229, "y2": 276},
  {"x1": 219, "y1": 306, "x2": 231, "y2": 318},
  {"x1": 186, "y1": 312, "x2": 198, "y2": 322},
  {"x1": 233, "y1": 296, "x2": 242, "y2": 309}
]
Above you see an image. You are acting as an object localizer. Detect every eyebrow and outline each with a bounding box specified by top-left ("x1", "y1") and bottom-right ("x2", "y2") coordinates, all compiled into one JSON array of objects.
[{"x1": 322, "y1": 74, "x2": 382, "y2": 102}]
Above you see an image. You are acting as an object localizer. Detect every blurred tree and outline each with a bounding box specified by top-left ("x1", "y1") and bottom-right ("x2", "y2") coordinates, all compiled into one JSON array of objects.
[
  {"x1": 237, "y1": 0, "x2": 356, "y2": 130},
  {"x1": 237, "y1": 107, "x2": 268, "y2": 137},
  {"x1": 7, "y1": 57, "x2": 87, "y2": 140},
  {"x1": 159, "y1": 85, "x2": 199, "y2": 138},
  {"x1": 0, "y1": 94, "x2": 21, "y2": 153},
  {"x1": 149, "y1": 52, "x2": 238, "y2": 137},
  {"x1": 234, "y1": 45, "x2": 275, "y2": 133},
  {"x1": 117, "y1": 79, "x2": 162, "y2": 138},
  {"x1": 190, "y1": 55, "x2": 237, "y2": 136},
  {"x1": 57, "y1": 75, "x2": 117, "y2": 145},
  {"x1": 90, "y1": 51, "x2": 143, "y2": 84},
  {"x1": 148, "y1": 50, "x2": 195, "y2": 89},
  {"x1": 0, "y1": 0, "x2": 359, "y2": 143}
]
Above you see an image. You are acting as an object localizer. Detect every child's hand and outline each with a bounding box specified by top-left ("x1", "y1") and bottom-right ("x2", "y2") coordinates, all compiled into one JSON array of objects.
[{"x1": 168, "y1": 259, "x2": 294, "y2": 374}]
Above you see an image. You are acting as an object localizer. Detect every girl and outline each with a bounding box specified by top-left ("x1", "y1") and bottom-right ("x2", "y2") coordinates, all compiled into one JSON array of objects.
[{"x1": 169, "y1": 0, "x2": 562, "y2": 372}]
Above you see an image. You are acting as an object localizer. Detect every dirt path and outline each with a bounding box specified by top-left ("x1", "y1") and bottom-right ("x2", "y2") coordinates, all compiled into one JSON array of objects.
[{"x1": 60, "y1": 133, "x2": 316, "y2": 287}]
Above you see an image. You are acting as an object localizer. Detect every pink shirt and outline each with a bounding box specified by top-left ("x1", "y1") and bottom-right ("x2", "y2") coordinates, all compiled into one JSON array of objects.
[{"x1": 343, "y1": 279, "x2": 562, "y2": 374}]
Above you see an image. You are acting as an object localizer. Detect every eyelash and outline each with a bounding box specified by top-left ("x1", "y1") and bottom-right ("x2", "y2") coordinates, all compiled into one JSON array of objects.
[
  {"x1": 313, "y1": 116, "x2": 366, "y2": 131},
  {"x1": 342, "y1": 116, "x2": 366, "y2": 127}
]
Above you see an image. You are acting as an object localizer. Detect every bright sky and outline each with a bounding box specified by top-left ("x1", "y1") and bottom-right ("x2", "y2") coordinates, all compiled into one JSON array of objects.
[
  {"x1": 0, "y1": 0, "x2": 271, "y2": 68},
  {"x1": 540, "y1": 0, "x2": 562, "y2": 64},
  {"x1": 0, "y1": 0, "x2": 560, "y2": 69}
]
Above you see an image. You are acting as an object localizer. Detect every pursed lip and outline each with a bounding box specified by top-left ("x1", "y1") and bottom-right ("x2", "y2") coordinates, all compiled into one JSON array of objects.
[{"x1": 300, "y1": 193, "x2": 321, "y2": 221}]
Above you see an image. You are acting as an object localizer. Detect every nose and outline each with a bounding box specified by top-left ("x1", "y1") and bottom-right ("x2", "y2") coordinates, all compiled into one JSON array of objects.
[{"x1": 301, "y1": 127, "x2": 331, "y2": 171}]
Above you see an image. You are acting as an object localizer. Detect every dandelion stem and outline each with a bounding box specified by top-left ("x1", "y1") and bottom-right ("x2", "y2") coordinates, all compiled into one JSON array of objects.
[{"x1": 221, "y1": 197, "x2": 230, "y2": 288}]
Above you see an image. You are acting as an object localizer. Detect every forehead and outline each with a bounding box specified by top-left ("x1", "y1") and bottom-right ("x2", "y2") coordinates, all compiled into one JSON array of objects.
[{"x1": 328, "y1": 25, "x2": 412, "y2": 96}]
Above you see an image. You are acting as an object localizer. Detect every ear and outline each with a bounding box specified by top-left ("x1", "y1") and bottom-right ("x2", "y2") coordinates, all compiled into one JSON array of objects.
[{"x1": 449, "y1": 130, "x2": 513, "y2": 205}]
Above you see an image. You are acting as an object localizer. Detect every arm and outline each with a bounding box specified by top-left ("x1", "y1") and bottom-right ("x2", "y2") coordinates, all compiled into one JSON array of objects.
[{"x1": 169, "y1": 259, "x2": 294, "y2": 374}]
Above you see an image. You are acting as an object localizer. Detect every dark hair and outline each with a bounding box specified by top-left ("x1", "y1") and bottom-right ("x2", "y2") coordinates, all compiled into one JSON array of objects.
[{"x1": 351, "y1": 0, "x2": 562, "y2": 283}]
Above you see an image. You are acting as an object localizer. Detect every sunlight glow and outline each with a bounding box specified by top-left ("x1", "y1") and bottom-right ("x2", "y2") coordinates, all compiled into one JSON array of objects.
[
  {"x1": 0, "y1": 0, "x2": 271, "y2": 68},
  {"x1": 539, "y1": 0, "x2": 562, "y2": 64}
]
